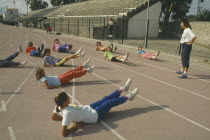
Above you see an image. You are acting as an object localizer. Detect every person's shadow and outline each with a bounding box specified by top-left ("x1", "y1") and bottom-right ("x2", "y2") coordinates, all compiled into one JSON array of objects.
[{"x1": 70, "y1": 105, "x2": 169, "y2": 137}]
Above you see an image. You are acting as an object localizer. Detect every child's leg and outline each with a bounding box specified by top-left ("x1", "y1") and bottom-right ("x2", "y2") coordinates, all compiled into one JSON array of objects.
[
  {"x1": 55, "y1": 58, "x2": 67, "y2": 66},
  {"x1": 142, "y1": 53, "x2": 154, "y2": 59},
  {"x1": 58, "y1": 68, "x2": 87, "y2": 85},
  {"x1": 65, "y1": 54, "x2": 79, "y2": 61},
  {"x1": 90, "y1": 90, "x2": 122, "y2": 109},
  {"x1": 59, "y1": 66, "x2": 84, "y2": 75},
  {"x1": 4, "y1": 52, "x2": 19, "y2": 61},
  {"x1": 58, "y1": 45, "x2": 67, "y2": 52},
  {"x1": 95, "y1": 97, "x2": 127, "y2": 119},
  {"x1": 0, "y1": 61, "x2": 21, "y2": 67}
]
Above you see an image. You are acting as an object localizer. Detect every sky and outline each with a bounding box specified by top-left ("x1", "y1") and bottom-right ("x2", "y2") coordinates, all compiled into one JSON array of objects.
[
  {"x1": 0, "y1": 0, "x2": 52, "y2": 14},
  {"x1": 0, "y1": 0, "x2": 210, "y2": 15}
]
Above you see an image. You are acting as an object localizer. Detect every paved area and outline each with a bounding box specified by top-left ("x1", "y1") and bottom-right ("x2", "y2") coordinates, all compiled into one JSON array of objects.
[{"x1": 0, "y1": 24, "x2": 210, "y2": 140}]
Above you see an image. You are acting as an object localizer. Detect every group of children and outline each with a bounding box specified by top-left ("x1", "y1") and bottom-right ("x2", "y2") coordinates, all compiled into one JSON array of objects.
[
  {"x1": 1, "y1": 38, "x2": 162, "y2": 137},
  {"x1": 97, "y1": 41, "x2": 160, "y2": 63},
  {"x1": 0, "y1": 39, "x2": 141, "y2": 137}
]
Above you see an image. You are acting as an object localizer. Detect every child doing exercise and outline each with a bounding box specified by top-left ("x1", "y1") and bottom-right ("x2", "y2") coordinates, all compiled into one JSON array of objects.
[
  {"x1": 137, "y1": 46, "x2": 160, "y2": 60},
  {"x1": 104, "y1": 47, "x2": 128, "y2": 63},
  {"x1": 51, "y1": 78, "x2": 139, "y2": 137},
  {"x1": 43, "y1": 48, "x2": 85, "y2": 67},
  {"x1": 36, "y1": 58, "x2": 94, "y2": 89}
]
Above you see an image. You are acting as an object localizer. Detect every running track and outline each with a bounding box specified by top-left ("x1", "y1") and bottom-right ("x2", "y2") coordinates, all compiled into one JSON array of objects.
[{"x1": 0, "y1": 24, "x2": 210, "y2": 140}]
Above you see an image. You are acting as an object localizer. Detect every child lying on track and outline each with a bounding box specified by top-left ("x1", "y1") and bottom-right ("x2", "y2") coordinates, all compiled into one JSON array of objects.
[
  {"x1": 36, "y1": 58, "x2": 94, "y2": 89},
  {"x1": 43, "y1": 48, "x2": 85, "y2": 67},
  {"x1": 0, "y1": 46, "x2": 27, "y2": 67},
  {"x1": 51, "y1": 78, "x2": 139, "y2": 137}
]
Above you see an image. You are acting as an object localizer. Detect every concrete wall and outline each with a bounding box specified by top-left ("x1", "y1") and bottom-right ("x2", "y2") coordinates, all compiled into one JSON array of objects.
[
  {"x1": 4, "y1": 8, "x2": 19, "y2": 21},
  {"x1": 191, "y1": 22, "x2": 210, "y2": 45},
  {"x1": 127, "y1": 2, "x2": 162, "y2": 38}
]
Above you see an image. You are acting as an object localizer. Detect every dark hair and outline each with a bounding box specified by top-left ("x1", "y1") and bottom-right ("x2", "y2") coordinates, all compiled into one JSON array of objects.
[
  {"x1": 43, "y1": 48, "x2": 51, "y2": 56},
  {"x1": 181, "y1": 18, "x2": 192, "y2": 29},
  {"x1": 106, "y1": 46, "x2": 113, "y2": 52},
  {"x1": 28, "y1": 42, "x2": 33, "y2": 47},
  {"x1": 54, "y1": 39, "x2": 59, "y2": 43},
  {"x1": 36, "y1": 68, "x2": 44, "y2": 80},
  {"x1": 54, "y1": 92, "x2": 68, "y2": 112},
  {"x1": 96, "y1": 42, "x2": 101, "y2": 46}
]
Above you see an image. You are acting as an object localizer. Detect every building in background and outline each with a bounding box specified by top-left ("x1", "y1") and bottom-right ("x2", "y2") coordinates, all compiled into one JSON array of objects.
[
  {"x1": 187, "y1": 0, "x2": 210, "y2": 15},
  {"x1": 3, "y1": 8, "x2": 19, "y2": 21}
]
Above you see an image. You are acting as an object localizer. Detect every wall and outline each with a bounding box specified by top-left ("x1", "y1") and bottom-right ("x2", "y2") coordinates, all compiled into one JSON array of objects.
[
  {"x1": 4, "y1": 9, "x2": 19, "y2": 21},
  {"x1": 191, "y1": 22, "x2": 210, "y2": 45},
  {"x1": 127, "y1": 2, "x2": 162, "y2": 38}
]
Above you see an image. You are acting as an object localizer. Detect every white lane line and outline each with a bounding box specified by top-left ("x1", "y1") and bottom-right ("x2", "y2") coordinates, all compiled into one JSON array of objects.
[
  {"x1": 128, "y1": 57, "x2": 210, "y2": 83},
  {"x1": 89, "y1": 55, "x2": 210, "y2": 100},
  {"x1": 66, "y1": 35, "x2": 210, "y2": 73},
  {"x1": 91, "y1": 73, "x2": 210, "y2": 132},
  {"x1": 66, "y1": 38, "x2": 210, "y2": 83},
  {"x1": 0, "y1": 35, "x2": 13, "y2": 49},
  {"x1": 60, "y1": 88, "x2": 126, "y2": 140},
  {"x1": 1, "y1": 100, "x2": 7, "y2": 112},
  {"x1": 71, "y1": 59, "x2": 76, "y2": 105},
  {"x1": 58, "y1": 39, "x2": 210, "y2": 100},
  {"x1": 8, "y1": 126, "x2": 17, "y2": 140},
  {"x1": 0, "y1": 60, "x2": 40, "y2": 113}
]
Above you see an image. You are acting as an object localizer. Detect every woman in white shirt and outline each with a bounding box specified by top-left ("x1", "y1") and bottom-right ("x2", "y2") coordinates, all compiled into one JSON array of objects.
[{"x1": 177, "y1": 18, "x2": 196, "y2": 78}]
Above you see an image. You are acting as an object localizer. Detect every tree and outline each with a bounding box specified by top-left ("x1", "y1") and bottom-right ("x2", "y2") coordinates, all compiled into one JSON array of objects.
[
  {"x1": 25, "y1": 0, "x2": 48, "y2": 11},
  {"x1": 160, "y1": 0, "x2": 192, "y2": 22},
  {"x1": 50, "y1": 0, "x2": 87, "y2": 6}
]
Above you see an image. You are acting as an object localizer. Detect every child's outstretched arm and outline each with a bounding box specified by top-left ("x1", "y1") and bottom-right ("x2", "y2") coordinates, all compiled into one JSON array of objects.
[
  {"x1": 51, "y1": 113, "x2": 62, "y2": 121},
  {"x1": 62, "y1": 122, "x2": 83, "y2": 137}
]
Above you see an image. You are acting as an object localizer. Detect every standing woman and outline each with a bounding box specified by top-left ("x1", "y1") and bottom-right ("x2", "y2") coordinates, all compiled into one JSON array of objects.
[{"x1": 177, "y1": 18, "x2": 196, "y2": 78}]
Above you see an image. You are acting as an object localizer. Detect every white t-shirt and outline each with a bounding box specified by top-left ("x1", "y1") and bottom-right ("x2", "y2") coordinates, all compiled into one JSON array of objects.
[
  {"x1": 180, "y1": 28, "x2": 196, "y2": 44},
  {"x1": 40, "y1": 76, "x2": 61, "y2": 86},
  {"x1": 61, "y1": 104, "x2": 98, "y2": 126},
  {"x1": 109, "y1": 21, "x2": 114, "y2": 26}
]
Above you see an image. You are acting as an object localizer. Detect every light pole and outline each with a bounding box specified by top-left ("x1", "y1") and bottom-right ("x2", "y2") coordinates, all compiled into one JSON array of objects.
[
  {"x1": 144, "y1": 0, "x2": 150, "y2": 48},
  {"x1": 26, "y1": 0, "x2": 29, "y2": 16},
  {"x1": 13, "y1": 1, "x2": 16, "y2": 8}
]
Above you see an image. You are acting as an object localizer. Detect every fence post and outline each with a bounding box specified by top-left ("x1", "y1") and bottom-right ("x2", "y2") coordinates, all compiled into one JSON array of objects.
[
  {"x1": 77, "y1": 19, "x2": 79, "y2": 36},
  {"x1": 40, "y1": 18, "x2": 41, "y2": 29},
  {"x1": 103, "y1": 19, "x2": 105, "y2": 40},
  {"x1": 60, "y1": 18, "x2": 62, "y2": 33},
  {"x1": 122, "y1": 18, "x2": 125, "y2": 44},
  {"x1": 88, "y1": 18, "x2": 91, "y2": 38},
  {"x1": 68, "y1": 19, "x2": 70, "y2": 35},
  {"x1": 54, "y1": 19, "x2": 56, "y2": 32}
]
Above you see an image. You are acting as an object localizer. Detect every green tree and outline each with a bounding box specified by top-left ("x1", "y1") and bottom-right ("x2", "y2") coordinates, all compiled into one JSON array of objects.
[
  {"x1": 25, "y1": 0, "x2": 48, "y2": 11},
  {"x1": 160, "y1": 0, "x2": 192, "y2": 22},
  {"x1": 50, "y1": 0, "x2": 87, "y2": 6}
]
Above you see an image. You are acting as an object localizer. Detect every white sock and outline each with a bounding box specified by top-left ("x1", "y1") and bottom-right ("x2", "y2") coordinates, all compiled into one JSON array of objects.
[
  {"x1": 183, "y1": 71, "x2": 187, "y2": 75},
  {"x1": 180, "y1": 69, "x2": 184, "y2": 72},
  {"x1": 120, "y1": 86, "x2": 126, "y2": 91},
  {"x1": 126, "y1": 94, "x2": 132, "y2": 100}
]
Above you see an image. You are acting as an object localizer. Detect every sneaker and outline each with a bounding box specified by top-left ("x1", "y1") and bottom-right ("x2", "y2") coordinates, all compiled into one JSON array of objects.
[
  {"x1": 178, "y1": 74, "x2": 187, "y2": 79},
  {"x1": 155, "y1": 51, "x2": 160, "y2": 56},
  {"x1": 86, "y1": 65, "x2": 95, "y2": 74},
  {"x1": 18, "y1": 46, "x2": 22, "y2": 53},
  {"x1": 127, "y1": 88, "x2": 139, "y2": 101},
  {"x1": 80, "y1": 51, "x2": 86, "y2": 58},
  {"x1": 82, "y1": 58, "x2": 90, "y2": 68},
  {"x1": 20, "y1": 61, "x2": 27, "y2": 65},
  {"x1": 123, "y1": 78, "x2": 132, "y2": 92},
  {"x1": 176, "y1": 70, "x2": 183, "y2": 74},
  {"x1": 121, "y1": 52, "x2": 129, "y2": 62},
  {"x1": 75, "y1": 48, "x2": 82, "y2": 55}
]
